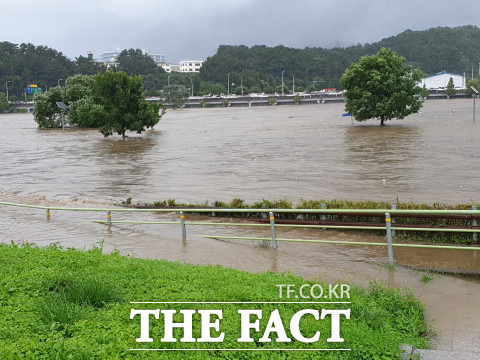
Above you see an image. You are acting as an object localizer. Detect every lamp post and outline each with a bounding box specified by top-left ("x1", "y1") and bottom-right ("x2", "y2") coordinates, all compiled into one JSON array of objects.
[
  {"x1": 292, "y1": 74, "x2": 295, "y2": 94},
  {"x1": 228, "y1": 73, "x2": 230, "y2": 96},
  {"x1": 189, "y1": 78, "x2": 193, "y2": 97},
  {"x1": 240, "y1": 76, "x2": 243, "y2": 95},
  {"x1": 281, "y1": 70, "x2": 285, "y2": 96},
  {"x1": 6, "y1": 81, "x2": 11, "y2": 102}
]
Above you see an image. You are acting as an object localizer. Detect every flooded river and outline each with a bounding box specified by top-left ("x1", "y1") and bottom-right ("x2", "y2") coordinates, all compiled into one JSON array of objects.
[{"x1": 1, "y1": 99, "x2": 480, "y2": 351}]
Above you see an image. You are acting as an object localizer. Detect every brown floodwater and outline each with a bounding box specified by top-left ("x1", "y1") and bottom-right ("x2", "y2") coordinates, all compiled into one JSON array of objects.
[{"x1": 1, "y1": 99, "x2": 480, "y2": 351}]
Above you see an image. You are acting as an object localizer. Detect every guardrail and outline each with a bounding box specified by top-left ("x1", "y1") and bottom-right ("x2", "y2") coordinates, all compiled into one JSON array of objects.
[{"x1": 1, "y1": 201, "x2": 480, "y2": 266}]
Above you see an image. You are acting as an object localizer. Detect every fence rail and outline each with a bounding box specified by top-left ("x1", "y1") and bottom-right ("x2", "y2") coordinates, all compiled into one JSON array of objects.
[{"x1": 1, "y1": 201, "x2": 480, "y2": 266}]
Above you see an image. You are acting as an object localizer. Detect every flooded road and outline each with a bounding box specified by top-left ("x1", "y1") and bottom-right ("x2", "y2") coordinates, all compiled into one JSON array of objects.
[{"x1": 1, "y1": 99, "x2": 480, "y2": 351}]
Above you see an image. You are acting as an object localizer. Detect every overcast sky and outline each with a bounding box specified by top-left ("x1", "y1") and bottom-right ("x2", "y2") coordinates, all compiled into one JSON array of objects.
[{"x1": 3, "y1": 0, "x2": 480, "y2": 63}]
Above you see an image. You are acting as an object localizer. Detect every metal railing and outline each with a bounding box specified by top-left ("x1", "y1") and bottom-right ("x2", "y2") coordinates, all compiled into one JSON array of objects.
[{"x1": 1, "y1": 201, "x2": 480, "y2": 266}]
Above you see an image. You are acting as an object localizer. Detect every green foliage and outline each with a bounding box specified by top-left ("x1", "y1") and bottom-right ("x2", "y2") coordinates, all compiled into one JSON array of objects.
[
  {"x1": 199, "y1": 81, "x2": 225, "y2": 96},
  {"x1": 419, "y1": 84, "x2": 429, "y2": 99},
  {"x1": 466, "y1": 78, "x2": 480, "y2": 96},
  {"x1": 0, "y1": 92, "x2": 9, "y2": 112},
  {"x1": 341, "y1": 48, "x2": 423, "y2": 125},
  {"x1": 163, "y1": 85, "x2": 189, "y2": 109},
  {"x1": 0, "y1": 41, "x2": 105, "y2": 97},
  {"x1": 33, "y1": 86, "x2": 66, "y2": 128},
  {"x1": 117, "y1": 48, "x2": 162, "y2": 76},
  {"x1": 0, "y1": 243, "x2": 428, "y2": 358},
  {"x1": 445, "y1": 77, "x2": 456, "y2": 97},
  {"x1": 92, "y1": 70, "x2": 163, "y2": 139},
  {"x1": 200, "y1": 26, "x2": 480, "y2": 93}
]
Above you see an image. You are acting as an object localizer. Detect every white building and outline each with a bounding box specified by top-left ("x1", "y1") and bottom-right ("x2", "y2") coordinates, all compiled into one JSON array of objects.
[
  {"x1": 97, "y1": 49, "x2": 165, "y2": 64},
  {"x1": 179, "y1": 60, "x2": 203, "y2": 73},
  {"x1": 161, "y1": 63, "x2": 181, "y2": 73},
  {"x1": 99, "y1": 49, "x2": 122, "y2": 63},
  {"x1": 420, "y1": 71, "x2": 466, "y2": 90}
]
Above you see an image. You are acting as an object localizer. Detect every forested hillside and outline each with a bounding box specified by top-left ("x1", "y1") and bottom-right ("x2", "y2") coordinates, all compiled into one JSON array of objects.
[
  {"x1": 200, "y1": 25, "x2": 480, "y2": 90},
  {"x1": 1, "y1": 25, "x2": 480, "y2": 98},
  {"x1": 0, "y1": 42, "x2": 104, "y2": 100}
]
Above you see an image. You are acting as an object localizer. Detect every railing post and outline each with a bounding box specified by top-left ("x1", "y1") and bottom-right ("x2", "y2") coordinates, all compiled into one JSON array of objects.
[
  {"x1": 180, "y1": 211, "x2": 186, "y2": 239},
  {"x1": 46, "y1": 208, "x2": 51, "y2": 221},
  {"x1": 385, "y1": 213, "x2": 394, "y2": 266},
  {"x1": 107, "y1": 211, "x2": 111, "y2": 226},
  {"x1": 211, "y1": 201, "x2": 216, "y2": 217},
  {"x1": 320, "y1": 203, "x2": 327, "y2": 221},
  {"x1": 269, "y1": 211, "x2": 277, "y2": 249},
  {"x1": 391, "y1": 204, "x2": 397, "y2": 237},
  {"x1": 473, "y1": 206, "x2": 478, "y2": 242}
]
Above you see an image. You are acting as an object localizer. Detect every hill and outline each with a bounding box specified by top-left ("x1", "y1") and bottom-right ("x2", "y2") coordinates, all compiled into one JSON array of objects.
[{"x1": 200, "y1": 25, "x2": 480, "y2": 90}]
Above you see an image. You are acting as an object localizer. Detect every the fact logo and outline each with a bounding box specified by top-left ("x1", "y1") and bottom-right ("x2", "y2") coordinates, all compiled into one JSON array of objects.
[{"x1": 130, "y1": 308, "x2": 350, "y2": 344}]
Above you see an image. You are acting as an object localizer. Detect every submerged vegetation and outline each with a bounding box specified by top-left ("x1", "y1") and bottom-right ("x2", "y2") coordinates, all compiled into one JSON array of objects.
[
  {"x1": 122, "y1": 197, "x2": 480, "y2": 245},
  {"x1": 0, "y1": 242, "x2": 429, "y2": 359}
]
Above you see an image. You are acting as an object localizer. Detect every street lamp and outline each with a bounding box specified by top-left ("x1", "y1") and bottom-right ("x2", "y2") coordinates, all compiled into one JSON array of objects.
[
  {"x1": 281, "y1": 70, "x2": 285, "y2": 96},
  {"x1": 292, "y1": 74, "x2": 295, "y2": 94},
  {"x1": 240, "y1": 76, "x2": 244, "y2": 95},
  {"x1": 228, "y1": 73, "x2": 230, "y2": 96},
  {"x1": 6, "y1": 81, "x2": 11, "y2": 102}
]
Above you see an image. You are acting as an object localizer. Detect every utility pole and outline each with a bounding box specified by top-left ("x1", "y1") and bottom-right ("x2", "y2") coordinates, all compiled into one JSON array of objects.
[
  {"x1": 228, "y1": 73, "x2": 230, "y2": 96},
  {"x1": 281, "y1": 70, "x2": 284, "y2": 96},
  {"x1": 6, "y1": 81, "x2": 11, "y2": 102}
]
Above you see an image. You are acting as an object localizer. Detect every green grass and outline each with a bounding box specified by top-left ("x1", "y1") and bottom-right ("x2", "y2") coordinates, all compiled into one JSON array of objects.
[
  {"x1": 0, "y1": 242, "x2": 429, "y2": 359},
  {"x1": 127, "y1": 197, "x2": 480, "y2": 245}
]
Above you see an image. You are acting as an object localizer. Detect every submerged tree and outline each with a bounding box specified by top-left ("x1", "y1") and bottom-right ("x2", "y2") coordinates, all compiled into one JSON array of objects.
[
  {"x1": 33, "y1": 70, "x2": 164, "y2": 138},
  {"x1": 445, "y1": 77, "x2": 456, "y2": 98},
  {"x1": 93, "y1": 70, "x2": 163, "y2": 139},
  {"x1": 340, "y1": 48, "x2": 423, "y2": 125},
  {"x1": 163, "y1": 85, "x2": 189, "y2": 109}
]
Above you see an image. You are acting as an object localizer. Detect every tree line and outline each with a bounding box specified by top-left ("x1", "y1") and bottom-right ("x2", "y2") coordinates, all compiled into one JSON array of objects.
[{"x1": 2, "y1": 25, "x2": 480, "y2": 100}]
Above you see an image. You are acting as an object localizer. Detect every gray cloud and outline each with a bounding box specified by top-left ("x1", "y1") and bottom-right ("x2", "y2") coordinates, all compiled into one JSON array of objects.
[{"x1": 2, "y1": 0, "x2": 480, "y2": 63}]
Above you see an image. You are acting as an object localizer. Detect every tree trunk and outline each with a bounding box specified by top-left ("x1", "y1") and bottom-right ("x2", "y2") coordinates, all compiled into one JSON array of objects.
[{"x1": 380, "y1": 118, "x2": 385, "y2": 126}]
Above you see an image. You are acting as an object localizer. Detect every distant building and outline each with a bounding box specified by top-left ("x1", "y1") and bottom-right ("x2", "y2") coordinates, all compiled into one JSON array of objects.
[
  {"x1": 97, "y1": 49, "x2": 165, "y2": 64},
  {"x1": 420, "y1": 71, "x2": 466, "y2": 90},
  {"x1": 147, "y1": 52, "x2": 166, "y2": 64},
  {"x1": 161, "y1": 63, "x2": 181, "y2": 73},
  {"x1": 99, "y1": 49, "x2": 122, "y2": 63},
  {"x1": 179, "y1": 60, "x2": 203, "y2": 73}
]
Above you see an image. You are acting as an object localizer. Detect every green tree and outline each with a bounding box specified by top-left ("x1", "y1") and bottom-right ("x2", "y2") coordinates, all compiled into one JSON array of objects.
[
  {"x1": 340, "y1": 48, "x2": 423, "y2": 125},
  {"x1": 419, "y1": 84, "x2": 429, "y2": 100},
  {"x1": 93, "y1": 70, "x2": 163, "y2": 139},
  {"x1": 33, "y1": 86, "x2": 66, "y2": 128},
  {"x1": 199, "y1": 82, "x2": 225, "y2": 96},
  {"x1": 0, "y1": 92, "x2": 9, "y2": 112},
  {"x1": 116, "y1": 49, "x2": 160, "y2": 76},
  {"x1": 164, "y1": 85, "x2": 189, "y2": 109},
  {"x1": 466, "y1": 78, "x2": 480, "y2": 96},
  {"x1": 445, "y1": 77, "x2": 456, "y2": 98}
]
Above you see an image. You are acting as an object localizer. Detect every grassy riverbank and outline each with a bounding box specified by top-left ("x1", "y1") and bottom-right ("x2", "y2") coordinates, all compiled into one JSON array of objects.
[{"x1": 0, "y1": 242, "x2": 428, "y2": 359}]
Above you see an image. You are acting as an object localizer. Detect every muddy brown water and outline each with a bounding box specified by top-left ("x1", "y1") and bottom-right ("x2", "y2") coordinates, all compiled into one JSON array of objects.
[{"x1": 1, "y1": 99, "x2": 480, "y2": 350}]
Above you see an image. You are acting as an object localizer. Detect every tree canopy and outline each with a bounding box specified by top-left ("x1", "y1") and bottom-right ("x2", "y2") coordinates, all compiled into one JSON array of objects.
[
  {"x1": 33, "y1": 70, "x2": 163, "y2": 138},
  {"x1": 0, "y1": 92, "x2": 9, "y2": 112},
  {"x1": 340, "y1": 48, "x2": 423, "y2": 125},
  {"x1": 93, "y1": 70, "x2": 163, "y2": 139}
]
